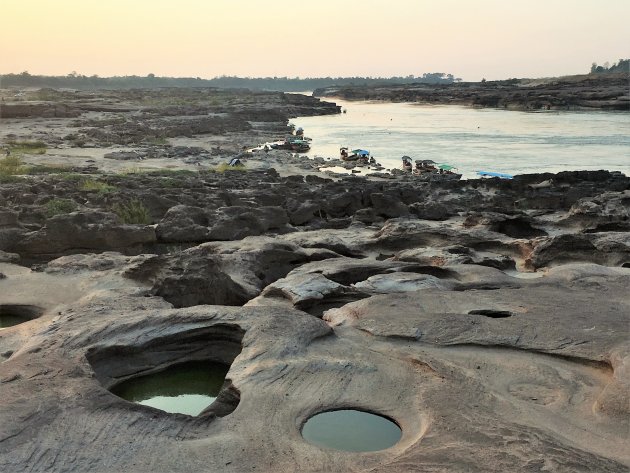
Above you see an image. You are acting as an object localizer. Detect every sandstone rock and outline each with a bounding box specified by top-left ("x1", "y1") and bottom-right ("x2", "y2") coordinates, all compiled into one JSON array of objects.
[
  {"x1": 103, "y1": 151, "x2": 141, "y2": 160},
  {"x1": 206, "y1": 206, "x2": 290, "y2": 240},
  {"x1": 8, "y1": 211, "x2": 156, "y2": 259},
  {"x1": 369, "y1": 192, "x2": 409, "y2": 218},
  {"x1": 258, "y1": 272, "x2": 369, "y2": 311},
  {"x1": 530, "y1": 232, "x2": 630, "y2": 268},
  {"x1": 353, "y1": 272, "x2": 456, "y2": 293},
  {"x1": 156, "y1": 205, "x2": 210, "y2": 242},
  {"x1": 125, "y1": 237, "x2": 313, "y2": 307},
  {"x1": 408, "y1": 201, "x2": 452, "y2": 220},
  {"x1": 562, "y1": 190, "x2": 630, "y2": 231},
  {"x1": 0, "y1": 250, "x2": 19, "y2": 263}
]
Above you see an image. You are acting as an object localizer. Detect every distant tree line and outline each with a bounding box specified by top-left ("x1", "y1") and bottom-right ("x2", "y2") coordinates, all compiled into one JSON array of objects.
[
  {"x1": 590, "y1": 59, "x2": 629, "y2": 74},
  {"x1": 0, "y1": 71, "x2": 461, "y2": 91}
]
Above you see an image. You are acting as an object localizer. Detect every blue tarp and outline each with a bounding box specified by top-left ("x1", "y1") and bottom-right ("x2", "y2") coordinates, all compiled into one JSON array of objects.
[
  {"x1": 477, "y1": 171, "x2": 514, "y2": 179},
  {"x1": 352, "y1": 149, "x2": 370, "y2": 156}
]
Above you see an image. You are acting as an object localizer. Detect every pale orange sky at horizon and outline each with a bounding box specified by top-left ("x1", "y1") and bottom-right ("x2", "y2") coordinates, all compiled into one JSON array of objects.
[{"x1": 1, "y1": 0, "x2": 629, "y2": 81}]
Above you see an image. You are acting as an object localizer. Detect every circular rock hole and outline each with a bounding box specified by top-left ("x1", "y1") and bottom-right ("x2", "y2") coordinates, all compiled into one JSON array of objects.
[
  {"x1": 111, "y1": 360, "x2": 229, "y2": 416},
  {"x1": 302, "y1": 409, "x2": 402, "y2": 452},
  {"x1": 468, "y1": 309, "x2": 514, "y2": 318},
  {"x1": 0, "y1": 304, "x2": 44, "y2": 329},
  {"x1": 87, "y1": 324, "x2": 244, "y2": 418}
]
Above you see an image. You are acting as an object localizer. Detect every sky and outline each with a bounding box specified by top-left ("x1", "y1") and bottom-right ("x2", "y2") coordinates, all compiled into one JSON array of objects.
[{"x1": 1, "y1": 0, "x2": 629, "y2": 81}]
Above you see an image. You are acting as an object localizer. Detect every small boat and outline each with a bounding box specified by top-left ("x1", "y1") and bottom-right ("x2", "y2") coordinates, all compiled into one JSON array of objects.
[
  {"x1": 271, "y1": 137, "x2": 311, "y2": 152},
  {"x1": 288, "y1": 137, "x2": 311, "y2": 152},
  {"x1": 340, "y1": 147, "x2": 370, "y2": 162},
  {"x1": 477, "y1": 170, "x2": 514, "y2": 179},
  {"x1": 402, "y1": 156, "x2": 413, "y2": 172},
  {"x1": 412, "y1": 160, "x2": 462, "y2": 180},
  {"x1": 414, "y1": 159, "x2": 438, "y2": 174}
]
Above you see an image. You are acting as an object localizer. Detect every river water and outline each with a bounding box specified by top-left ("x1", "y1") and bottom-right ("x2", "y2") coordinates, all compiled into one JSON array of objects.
[{"x1": 293, "y1": 98, "x2": 630, "y2": 179}]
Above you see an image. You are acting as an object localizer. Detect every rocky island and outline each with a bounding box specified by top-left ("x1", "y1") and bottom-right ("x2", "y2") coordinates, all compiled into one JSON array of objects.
[
  {"x1": 314, "y1": 72, "x2": 630, "y2": 111},
  {"x1": 0, "y1": 87, "x2": 629, "y2": 472}
]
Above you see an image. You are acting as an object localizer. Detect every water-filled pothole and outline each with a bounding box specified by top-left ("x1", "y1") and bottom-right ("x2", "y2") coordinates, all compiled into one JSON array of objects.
[
  {"x1": 468, "y1": 309, "x2": 514, "y2": 318},
  {"x1": 302, "y1": 409, "x2": 402, "y2": 452},
  {"x1": 0, "y1": 305, "x2": 44, "y2": 329},
  {"x1": 111, "y1": 361, "x2": 229, "y2": 416},
  {"x1": 87, "y1": 324, "x2": 244, "y2": 418}
]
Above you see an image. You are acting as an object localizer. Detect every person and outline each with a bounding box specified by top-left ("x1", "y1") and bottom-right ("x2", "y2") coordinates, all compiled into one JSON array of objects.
[
  {"x1": 228, "y1": 157, "x2": 242, "y2": 167},
  {"x1": 263, "y1": 144, "x2": 270, "y2": 153}
]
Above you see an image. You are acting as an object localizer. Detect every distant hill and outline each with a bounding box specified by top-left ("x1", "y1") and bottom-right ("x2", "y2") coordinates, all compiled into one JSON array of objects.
[{"x1": 0, "y1": 72, "x2": 461, "y2": 92}]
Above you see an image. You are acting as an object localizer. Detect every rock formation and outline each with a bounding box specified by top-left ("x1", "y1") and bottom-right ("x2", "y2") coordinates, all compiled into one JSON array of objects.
[{"x1": 0, "y1": 87, "x2": 628, "y2": 472}]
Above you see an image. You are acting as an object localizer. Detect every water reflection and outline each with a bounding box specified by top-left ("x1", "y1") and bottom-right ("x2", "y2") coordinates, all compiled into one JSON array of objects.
[
  {"x1": 0, "y1": 314, "x2": 29, "y2": 329},
  {"x1": 302, "y1": 409, "x2": 402, "y2": 452},
  {"x1": 111, "y1": 361, "x2": 229, "y2": 416}
]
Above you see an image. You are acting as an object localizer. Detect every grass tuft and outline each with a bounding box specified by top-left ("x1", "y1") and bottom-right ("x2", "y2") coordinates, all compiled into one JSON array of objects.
[
  {"x1": 111, "y1": 199, "x2": 151, "y2": 224},
  {"x1": 0, "y1": 155, "x2": 25, "y2": 176},
  {"x1": 45, "y1": 198, "x2": 78, "y2": 218},
  {"x1": 78, "y1": 179, "x2": 117, "y2": 194},
  {"x1": 214, "y1": 162, "x2": 246, "y2": 173},
  {"x1": 7, "y1": 140, "x2": 47, "y2": 155}
]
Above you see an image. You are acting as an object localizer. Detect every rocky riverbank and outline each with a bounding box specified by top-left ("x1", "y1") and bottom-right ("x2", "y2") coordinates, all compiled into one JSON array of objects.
[
  {"x1": 0, "y1": 87, "x2": 629, "y2": 472},
  {"x1": 314, "y1": 73, "x2": 630, "y2": 111}
]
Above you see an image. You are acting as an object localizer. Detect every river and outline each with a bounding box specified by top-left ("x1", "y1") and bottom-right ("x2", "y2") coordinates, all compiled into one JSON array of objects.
[{"x1": 293, "y1": 98, "x2": 630, "y2": 179}]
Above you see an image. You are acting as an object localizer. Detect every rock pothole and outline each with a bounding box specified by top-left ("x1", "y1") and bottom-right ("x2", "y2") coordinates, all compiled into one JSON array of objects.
[
  {"x1": 0, "y1": 304, "x2": 45, "y2": 329},
  {"x1": 468, "y1": 309, "x2": 515, "y2": 318},
  {"x1": 301, "y1": 409, "x2": 402, "y2": 452},
  {"x1": 110, "y1": 360, "x2": 230, "y2": 416},
  {"x1": 87, "y1": 324, "x2": 244, "y2": 417}
]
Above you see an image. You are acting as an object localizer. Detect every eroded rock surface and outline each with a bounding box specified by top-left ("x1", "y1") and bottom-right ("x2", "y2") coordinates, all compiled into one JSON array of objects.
[
  {"x1": 1, "y1": 88, "x2": 629, "y2": 471},
  {"x1": 0, "y1": 254, "x2": 628, "y2": 472}
]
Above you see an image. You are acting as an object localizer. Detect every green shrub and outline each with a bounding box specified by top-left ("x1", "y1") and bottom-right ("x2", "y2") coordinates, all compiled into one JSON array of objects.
[
  {"x1": 7, "y1": 140, "x2": 47, "y2": 155},
  {"x1": 0, "y1": 175, "x2": 22, "y2": 183},
  {"x1": 214, "y1": 162, "x2": 245, "y2": 173},
  {"x1": 145, "y1": 136, "x2": 169, "y2": 145},
  {"x1": 45, "y1": 198, "x2": 78, "y2": 218},
  {"x1": 24, "y1": 164, "x2": 72, "y2": 174},
  {"x1": 0, "y1": 155, "x2": 25, "y2": 176},
  {"x1": 118, "y1": 166, "x2": 144, "y2": 175},
  {"x1": 78, "y1": 179, "x2": 117, "y2": 194},
  {"x1": 112, "y1": 199, "x2": 151, "y2": 224},
  {"x1": 145, "y1": 169, "x2": 196, "y2": 177}
]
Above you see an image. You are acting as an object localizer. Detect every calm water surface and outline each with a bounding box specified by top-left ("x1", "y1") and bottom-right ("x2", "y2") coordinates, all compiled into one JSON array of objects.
[
  {"x1": 302, "y1": 409, "x2": 402, "y2": 452},
  {"x1": 294, "y1": 99, "x2": 630, "y2": 179},
  {"x1": 0, "y1": 314, "x2": 28, "y2": 329},
  {"x1": 112, "y1": 361, "x2": 229, "y2": 416}
]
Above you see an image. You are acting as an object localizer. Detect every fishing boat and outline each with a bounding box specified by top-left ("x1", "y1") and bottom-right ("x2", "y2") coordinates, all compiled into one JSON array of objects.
[
  {"x1": 340, "y1": 147, "x2": 370, "y2": 162},
  {"x1": 412, "y1": 160, "x2": 462, "y2": 180},
  {"x1": 270, "y1": 136, "x2": 311, "y2": 152},
  {"x1": 414, "y1": 159, "x2": 438, "y2": 174},
  {"x1": 402, "y1": 156, "x2": 413, "y2": 172},
  {"x1": 288, "y1": 137, "x2": 311, "y2": 152}
]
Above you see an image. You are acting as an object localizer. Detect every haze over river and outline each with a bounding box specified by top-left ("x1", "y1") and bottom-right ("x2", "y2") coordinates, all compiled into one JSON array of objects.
[{"x1": 295, "y1": 98, "x2": 630, "y2": 179}]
